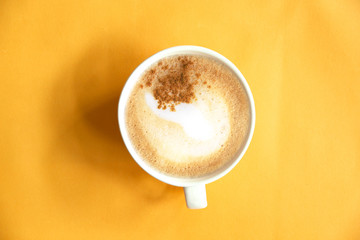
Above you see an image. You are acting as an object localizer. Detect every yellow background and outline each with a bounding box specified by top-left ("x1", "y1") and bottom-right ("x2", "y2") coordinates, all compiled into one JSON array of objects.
[{"x1": 1, "y1": 0, "x2": 359, "y2": 239}]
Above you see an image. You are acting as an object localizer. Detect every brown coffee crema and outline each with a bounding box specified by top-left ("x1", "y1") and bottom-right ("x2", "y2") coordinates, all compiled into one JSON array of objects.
[{"x1": 126, "y1": 55, "x2": 250, "y2": 177}]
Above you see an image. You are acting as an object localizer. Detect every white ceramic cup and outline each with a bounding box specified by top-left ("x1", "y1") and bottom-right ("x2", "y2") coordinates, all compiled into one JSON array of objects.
[{"x1": 118, "y1": 46, "x2": 255, "y2": 209}]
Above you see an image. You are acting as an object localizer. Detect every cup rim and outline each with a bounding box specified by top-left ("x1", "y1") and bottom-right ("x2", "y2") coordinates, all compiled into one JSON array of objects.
[{"x1": 118, "y1": 45, "x2": 255, "y2": 187}]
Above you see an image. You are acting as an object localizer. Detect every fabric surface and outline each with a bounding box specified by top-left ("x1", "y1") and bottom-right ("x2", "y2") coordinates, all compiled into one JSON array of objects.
[{"x1": 0, "y1": 0, "x2": 359, "y2": 239}]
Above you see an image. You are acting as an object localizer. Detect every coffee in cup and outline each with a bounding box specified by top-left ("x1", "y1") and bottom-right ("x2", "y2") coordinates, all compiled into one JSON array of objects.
[{"x1": 125, "y1": 54, "x2": 250, "y2": 177}]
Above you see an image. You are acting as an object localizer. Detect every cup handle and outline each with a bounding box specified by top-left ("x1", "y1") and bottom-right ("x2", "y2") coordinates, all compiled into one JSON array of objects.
[{"x1": 184, "y1": 184, "x2": 207, "y2": 209}]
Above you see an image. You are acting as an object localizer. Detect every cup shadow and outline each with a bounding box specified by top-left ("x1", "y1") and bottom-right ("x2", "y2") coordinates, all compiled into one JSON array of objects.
[{"x1": 43, "y1": 37, "x2": 181, "y2": 206}]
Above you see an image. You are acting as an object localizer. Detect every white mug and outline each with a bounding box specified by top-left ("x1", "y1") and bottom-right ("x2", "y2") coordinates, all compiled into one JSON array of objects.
[{"x1": 118, "y1": 46, "x2": 255, "y2": 209}]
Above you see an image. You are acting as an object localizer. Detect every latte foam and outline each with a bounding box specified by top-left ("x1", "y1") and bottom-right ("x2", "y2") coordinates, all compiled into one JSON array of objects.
[{"x1": 125, "y1": 55, "x2": 250, "y2": 177}]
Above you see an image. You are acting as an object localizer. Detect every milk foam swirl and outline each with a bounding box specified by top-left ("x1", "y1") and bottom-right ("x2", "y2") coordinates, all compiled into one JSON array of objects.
[
  {"x1": 144, "y1": 90, "x2": 230, "y2": 159},
  {"x1": 145, "y1": 92, "x2": 214, "y2": 141}
]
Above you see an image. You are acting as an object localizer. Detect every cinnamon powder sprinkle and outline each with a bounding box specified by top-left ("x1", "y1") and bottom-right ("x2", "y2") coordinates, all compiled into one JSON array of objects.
[{"x1": 142, "y1": 56, "x2": 203, "y2": 111}]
